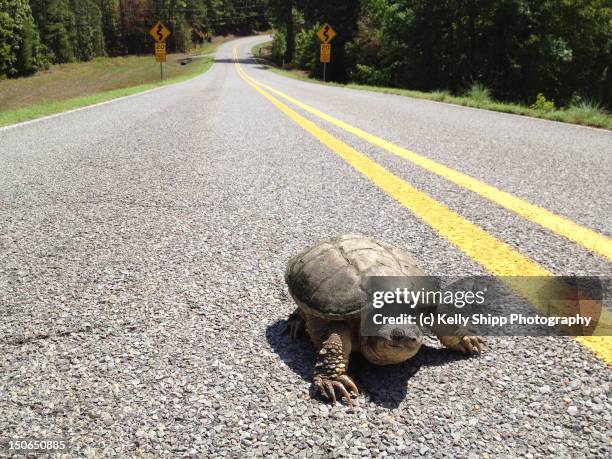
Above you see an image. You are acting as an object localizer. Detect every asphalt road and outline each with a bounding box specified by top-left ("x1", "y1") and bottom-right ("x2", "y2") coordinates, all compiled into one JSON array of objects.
[{"x1": 1, "y1": 36, "x2": 610, "y2": 457}]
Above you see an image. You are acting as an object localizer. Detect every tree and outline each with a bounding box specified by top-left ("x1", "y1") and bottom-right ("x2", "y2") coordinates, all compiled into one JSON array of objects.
[
  {"x1": 342, "y1": 0, "x2": 611, "y2": 107},
  {"x1": 98, "y1": 0, "x2": 120, "y2": 55},
  {"x1": 266, "y1": 0, "x2": 294, "y2": 63},
  {"x1": 30, "y1": 0, "x2": 77, "y2": 62},
  {"x1": 185, "y1": 0, "x2": 209, "y2": 44},
  {"x1": 4, "y1": 0, "x2": 271, "y2": 77},
  {"x1": 71, "y1": 0, "x2": 105, "y2": 60},
  {"x1": 273, "y1": 0, "x2": 362, "y2": 81},
  {"x1": 0, "y1": 0, "x2": 47, "y2": 77}
]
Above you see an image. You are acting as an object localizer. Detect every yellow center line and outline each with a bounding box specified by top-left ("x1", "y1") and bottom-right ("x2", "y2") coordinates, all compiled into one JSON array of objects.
[
  {"x1": 245, "y1": 63, "x2": 612, "y2": 263},
  {"x1": 232, "y1": 45, "x2": 611, "y2": 364}
]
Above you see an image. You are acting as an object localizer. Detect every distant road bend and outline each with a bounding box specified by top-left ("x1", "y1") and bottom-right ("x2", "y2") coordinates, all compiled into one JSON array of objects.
[{"x1": 1, "y1": 36, "x2": 610, "y2": 457}]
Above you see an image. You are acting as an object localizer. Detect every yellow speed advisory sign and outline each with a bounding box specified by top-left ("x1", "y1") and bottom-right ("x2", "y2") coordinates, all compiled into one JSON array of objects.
[
  {"x1": 316, "y1": 24, "x2": 336, "y2": 44},
  {"x1": 150, "y1": 21, "x2": 171, "y2": 43},
  {"x1": 155, "y1": 42, "x2": 166, "y2": 62},
  {"x1": 320, "y1": 44, "x2": 331, "y2": 63}
]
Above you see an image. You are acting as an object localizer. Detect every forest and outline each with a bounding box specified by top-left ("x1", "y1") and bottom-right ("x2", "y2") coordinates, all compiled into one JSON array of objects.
[
  {"x1": 1, "y1": 1, "x2": 611, "y2": 110},
  {"x1": 0, "y1": 0, "x2": 267, "y2": 78},
  {"x1": 266, "y1": 0, "x2": 611, "y2": 109}
]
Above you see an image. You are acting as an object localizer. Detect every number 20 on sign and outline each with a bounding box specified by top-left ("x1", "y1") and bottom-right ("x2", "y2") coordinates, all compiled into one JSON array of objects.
[
  {"x1": 320, "y1": 44, "x2": 331, "y2": 63},
  {"x1": 155, "y1": 43, "x2": 166, "y2": 63}
]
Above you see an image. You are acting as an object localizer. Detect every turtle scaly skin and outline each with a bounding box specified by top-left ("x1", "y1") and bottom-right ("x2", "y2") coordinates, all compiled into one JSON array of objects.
[{"x1": 284, "y1": 234, "x2": 484, "y2": 405}]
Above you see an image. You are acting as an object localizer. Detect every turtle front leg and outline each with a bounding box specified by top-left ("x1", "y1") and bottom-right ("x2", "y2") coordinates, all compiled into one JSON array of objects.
[
  {"x1": 313, "y1": 332, "x2": 359, "y2": 406},
  {"x1": 429, "y1": 308, "x2": 485, "y2": 354},
  {"x1": 438, "y1": 332, "x2": 485, "y2": 354}
]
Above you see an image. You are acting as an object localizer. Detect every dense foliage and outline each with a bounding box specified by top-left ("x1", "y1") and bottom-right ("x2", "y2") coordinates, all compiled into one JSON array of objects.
[
  {"x1": 267, "y1": 0, "x2": 612, "y2": 108},
  {"x1": 0, "y1": 0, "x2": 267, "y2": 78},
  {"x1": 0, "y1": 0, "x2": 47, "y2": 77},
  {"x1": 2, "y1": 1, "x2": 610, "y2": 109}
]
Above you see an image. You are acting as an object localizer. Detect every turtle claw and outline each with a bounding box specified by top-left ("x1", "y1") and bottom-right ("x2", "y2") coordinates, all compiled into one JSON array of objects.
[
  {"x1": 314, "y1": 374, "x2": 359, "y2": 406},
  {"x1": 453, "y1": 335, "x2": 485, "y2": 354},
  {"x1": 282, "y1": 313, "x2": 304, "y2": 339},
  {"x1": 439, "y1": 330, "x2": 485, "y2": 355},
  {"x1": 337, "y1": 374, "x2": 359, "y2": 396}
]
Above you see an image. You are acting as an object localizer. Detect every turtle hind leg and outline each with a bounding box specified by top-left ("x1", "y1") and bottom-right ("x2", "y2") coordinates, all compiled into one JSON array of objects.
[{"x1": 282, "y1": 308, "x2": 305, "y2": 339}]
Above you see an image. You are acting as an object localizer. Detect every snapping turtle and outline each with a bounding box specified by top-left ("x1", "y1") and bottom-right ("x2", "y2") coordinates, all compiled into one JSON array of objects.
[{"x1": 284, "y1": 234, "x2": 483, "y2": 405}]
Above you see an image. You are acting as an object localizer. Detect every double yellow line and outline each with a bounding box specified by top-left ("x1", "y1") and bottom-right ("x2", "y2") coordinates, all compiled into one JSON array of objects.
[{"x1": 232, "y1": 44, "x2": 611, "y2": 363}]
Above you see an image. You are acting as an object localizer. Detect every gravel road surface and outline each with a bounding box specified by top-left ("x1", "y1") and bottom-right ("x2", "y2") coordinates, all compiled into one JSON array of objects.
[{"x1": 1, "y1": 36, "x2": 610, "y2": 458}]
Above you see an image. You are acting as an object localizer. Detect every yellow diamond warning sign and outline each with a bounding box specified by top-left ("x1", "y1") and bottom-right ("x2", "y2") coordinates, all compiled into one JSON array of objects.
[
  {"x1": 317, "y1": 24, "x2": 336, "y2": 44},
  {"x1": 150, "y1": 21, "x2": 171, "y2": 43}
]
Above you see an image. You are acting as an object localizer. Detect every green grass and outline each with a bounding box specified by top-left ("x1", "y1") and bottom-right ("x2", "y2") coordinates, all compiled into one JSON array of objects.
[
  {"x1": 251, "y1": 41, "x2": 273, "y2": 60},
  {"x1": 0, "y1": 38, "x2": 229, "y2": 127},
  {"x1": 465, "y1": 82, "x2": 492, "y2": 103},
  {"x1": 251, "y1": 41, "x2": 612, "y2": 130}
]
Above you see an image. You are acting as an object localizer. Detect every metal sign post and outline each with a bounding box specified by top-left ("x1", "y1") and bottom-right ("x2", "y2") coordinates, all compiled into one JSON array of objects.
[
  {"x1": 150, "y1": 21, "x2": 171, "y2": 81},
  {"x1": 320, "y1": 43, "x2": 331, "y2": 81},
  {"x1": 317, "y1": 24, "x2": 336, "y2": 82},
  {"x1": 154, "y1": 42, "x2": 167, "y2": 80}
]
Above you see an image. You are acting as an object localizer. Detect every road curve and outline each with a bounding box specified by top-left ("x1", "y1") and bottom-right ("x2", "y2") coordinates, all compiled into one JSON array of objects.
[{"x1": 1, "y1": 36, "x2": 610, "y2": 457}]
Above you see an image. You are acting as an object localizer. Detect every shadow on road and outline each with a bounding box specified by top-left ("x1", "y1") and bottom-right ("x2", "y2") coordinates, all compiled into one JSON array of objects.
[
  {"x1": 214, "y1": 57, "x2": 259, "y2": 65},
  {"x1": 266, "y1": 319, "x2": 474, "y2": 408}
]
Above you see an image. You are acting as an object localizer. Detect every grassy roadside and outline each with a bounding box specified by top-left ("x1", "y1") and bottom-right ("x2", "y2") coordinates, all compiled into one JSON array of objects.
[
  {"x1": 251, "y1": 41, "x2": 612, "y2": 130},
  {"x1": 0, "y1": 37, "x2": 233, "y2": 127}
]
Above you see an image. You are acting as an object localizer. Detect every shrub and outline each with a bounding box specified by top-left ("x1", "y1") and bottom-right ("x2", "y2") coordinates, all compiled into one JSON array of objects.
[
  {"x1": 351, "y1": 64, "x2": 390, "y2": 86},
  {"x1": 293, "y1": 25, "x2": 319, "y2": 72},
  {"x1": 531, "y1": 93, "x2": 555, "y2": 112},
  {"x1": 271, "y1": 30, "x2": 286, "y2": 65}
]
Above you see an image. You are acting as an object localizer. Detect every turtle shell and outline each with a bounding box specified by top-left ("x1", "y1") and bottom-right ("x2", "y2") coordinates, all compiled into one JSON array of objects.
[{"x1": 285, "y1": 234, "x2": 428, "y2": 319}]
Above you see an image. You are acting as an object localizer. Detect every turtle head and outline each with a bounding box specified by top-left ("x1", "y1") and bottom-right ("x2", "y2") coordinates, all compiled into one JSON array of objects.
[{"x1": 361, "y1": 323, "x2": 423, "y2": 365}]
